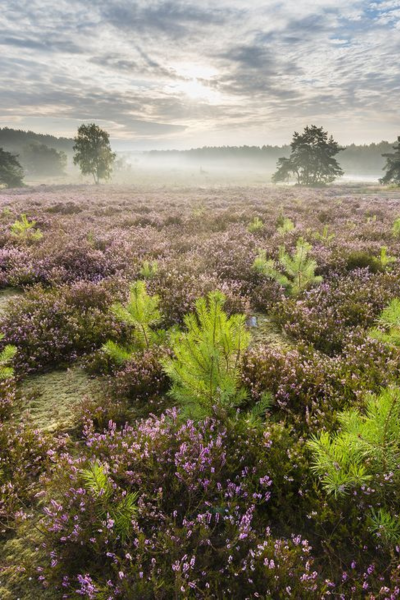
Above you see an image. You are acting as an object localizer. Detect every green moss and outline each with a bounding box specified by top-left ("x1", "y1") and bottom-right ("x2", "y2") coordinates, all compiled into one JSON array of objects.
[{"x1": 15, "y1": 367, "x2": 105, "y2": 432}]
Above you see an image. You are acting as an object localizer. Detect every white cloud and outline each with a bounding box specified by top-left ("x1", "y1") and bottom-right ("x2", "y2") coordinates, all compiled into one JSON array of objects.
[{"x1": 0, "y1": 0, "x2": 398, "y2": 147}]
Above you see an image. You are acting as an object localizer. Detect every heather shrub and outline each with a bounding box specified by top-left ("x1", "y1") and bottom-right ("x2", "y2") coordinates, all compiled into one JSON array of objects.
[
  {"x1": 112, "y1": 346, "x2": 171, "y2": 404},
  {"x1": 344, "y1": 250, "x2": 382, "y2": 273},
  {"x1": 38, "y1": 413, "x2": 318, "y2": 598},
  {"x1": 0, "y1": 423, "x2": 66, "y2": 529},
  {"x1": 1, "y1": 281, "x2": 120, "y2": 372},
  {"x1": 276, "y1": 272, "x2": 400, "y2": 354},
  {"x1": 0, "y1": 377, "x2": 16, "y2": 420}
]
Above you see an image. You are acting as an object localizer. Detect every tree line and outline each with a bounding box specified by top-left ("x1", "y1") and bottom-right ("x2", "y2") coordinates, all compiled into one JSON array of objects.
[{"x1": 0, "y1": 123, "x2": 399, "y2": 187}]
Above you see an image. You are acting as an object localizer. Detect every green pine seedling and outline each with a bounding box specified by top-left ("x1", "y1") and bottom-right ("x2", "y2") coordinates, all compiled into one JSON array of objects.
[
  {"x1": 369, "y1": 509, "x2": 400, "y2": 546},
  {"x1": 277, "y1": 216, "x2": 295, "y2": 234},
  {"x1": 370, "y1": 298, "x2": 400, "y2": 346},
  {"x1": 378, "y1": 246, "x2": 396, "y2": 270},
  {"x1": 308, "y1": 387, "x2": 400, "y2": 546},
  {"x1": 102, "y1": 340, "x2": 135, "y2": 365},
  {"x1": 140, "y1": 260, "x2": 158, "y2": 279},
  {"x1": 81, "y1": 462, "x2": 138, "y2": 542},
  {"x1": 162, "y1": 291, "x2": 250, "y2": 419},
  {"x1": 247, "y1": 217, "x2": 264, "y2": 233},
  {"x1": 313, "y1": 225, "x2": 335, "y2": 242},
  {"x1": 110, "y1": 281, "x2": 161, "y2": 349},
  {"x1": 253, "y1": 238, "x2": 322, "y2": 296},
  {"x1": 308, "y1": 387, "x2": 400, "y2": 497},
  {"x1": 392, "y1": 217, "x2": 400, "y2": 237},
  {"x1": 10, "y1": 214, "x2": 42, "y2": 242}
]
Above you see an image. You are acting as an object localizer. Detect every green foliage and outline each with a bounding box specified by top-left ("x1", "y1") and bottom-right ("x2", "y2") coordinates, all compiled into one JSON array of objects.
[
  {"x1": 245, "y1": 391, "x2": 275, "y2": 427},
  {"x1": 0, "y1": 147, "x2": 24, "y2": 187},
  {"x1": 247, "y1": 217, "x2": 264, "y2": 233},
  {"x1": 139, "y1": 260, "x2": 158, "y2": 279},
  {"x1": 345, "y1": 250, "x2": 382, "y2": 273},
  {"x1": 162, "y1": 291, "x2": 250, "y2": 419},
  {"x1": 369, "y1": 509, "x2": 400, "y2": 546},
  {"x1": 393, "y1": 217, "x2": 400, "y2": 237},
  {"x1": 370, "y1": 298, "x2": 400, "y2": 346},
  {"x1": 313, "y1": 225, "x2": 335, "y2": 242},
  {"x1": 378, "y1": 246, "x2": 396, "y2": 270},
  {"x1": 272, "y1": 125, "x2": 344, "y2": 186},
  {"x1": 308, "y1": 387, "x2": 400, "y2": 497},
  {"x1": 10, "y1": 213, "x2": 43, "y2": 242},
  {"x1": 0, "y1": 334, "x2": 17, "y2": 380},
  {"x1": 73, "y1": 123, "x2": 116, "y2": 184},
  {"x1": 81, "y1": 462, "x2": 138, "y2": 542},
  {"x1": 110, "y1": 281, "x2": 161, "y2": 349},
  {"x1": 380, "y1": 136, "x2": 400, "y2": 185},
  {"x1": 21, "y1": 142, "x2": 67, "y2": 177},
  {"x1": 253, "y1": 238, "x2": 322, "y2": 296},
  {"x1": 102, "y1": 340, "x2": 134, "y2": 365},
  {"x1": 277, "y1": 216, "x2": 295, "y2": 234}
]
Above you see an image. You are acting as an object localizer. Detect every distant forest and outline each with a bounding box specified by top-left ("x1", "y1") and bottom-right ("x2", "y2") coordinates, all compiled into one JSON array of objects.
[
  {"x1": 0, "y1": 127, "x2": 74, "y2": 153},
  {"x1": 146, "y1": 142, "x2": 396, "y2": 175},
  {"x1": 0, "y1": 127, "x2": 396, "y2": 176}
]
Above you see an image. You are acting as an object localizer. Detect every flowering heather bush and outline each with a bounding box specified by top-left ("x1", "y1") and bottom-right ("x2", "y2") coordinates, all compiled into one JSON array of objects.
[
  {"x1": 2, "y1": 184, "x2": 400, "y2": 597},
  {"x1": 0, "y1": 423, "x2": 66, "y2": 529},
  {"x1": 1, "y1": 280, "x2": 123, "y2": 372},
  {"x1": 38, "y1": 413, "x2": 317, "y2": 597},
  {"x1": 276, "y1": 271, "x2": 400, "y2": 354}
]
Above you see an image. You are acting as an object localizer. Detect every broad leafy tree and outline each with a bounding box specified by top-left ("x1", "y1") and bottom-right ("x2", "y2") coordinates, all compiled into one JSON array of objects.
[
  {"x1": 22, "y1": 143, "x2": 67, "y2": 177},
  {"x1": 0, "y1": 148, "x2": 24, "y2": 187},
  {"x1": 73, "y1": 123, "x2": 116, "y2": 184},
  {"x1": 380, "y1": 137, "x2": 400, "y2": 185},
  {"x1": 272, "y1": 125, "x2": 344, "y2": 186}
]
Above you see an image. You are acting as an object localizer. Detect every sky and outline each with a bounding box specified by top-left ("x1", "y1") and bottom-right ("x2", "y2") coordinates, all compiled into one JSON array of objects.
[{"x1": 0, "y1": 0, "x2": 399, "y2": 150}]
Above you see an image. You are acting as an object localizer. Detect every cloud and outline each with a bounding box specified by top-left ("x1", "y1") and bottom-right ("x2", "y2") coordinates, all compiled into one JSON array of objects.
[{"x1": 0, "y1": 0, "x2": 399, "y2": 147}]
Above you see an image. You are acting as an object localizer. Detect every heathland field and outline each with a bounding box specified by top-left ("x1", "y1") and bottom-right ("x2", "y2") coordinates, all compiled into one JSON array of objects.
[{"x1": 2, "y1": 183, "x2": 400, "y2": 598}]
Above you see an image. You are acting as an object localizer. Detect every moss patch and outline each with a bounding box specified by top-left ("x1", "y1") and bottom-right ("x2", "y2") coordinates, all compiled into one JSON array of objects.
[
  {"x1": 0, "y1": 288, "x2": 23, "y2": 317},
  {"x1": 248, "y1": 313, "x2": 293, "y2": 351},
  {"x1": 15, "y1": 367, "x2": 105, "y2": 432}
]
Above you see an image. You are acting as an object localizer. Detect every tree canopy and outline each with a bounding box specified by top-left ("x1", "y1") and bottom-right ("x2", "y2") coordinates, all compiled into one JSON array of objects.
[
  {"x1": 272, "y1": 125, "x2": 344, "y2": 186},
  {"x1": 22, "y1": 142, "x2": 67, "y2": 177},
  {"x1": 0, "y1": 148, "x2": 24, "y2": 188},
  {"x1": 73, "y1": 123, "x2": 116, "y2": 184},
  {"x1": 380, "y1": 136, "x2": 400, "y2": 185}
]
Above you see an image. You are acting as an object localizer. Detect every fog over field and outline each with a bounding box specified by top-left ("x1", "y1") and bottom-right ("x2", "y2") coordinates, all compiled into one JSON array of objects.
[{"x1": 2, "y1": 2, "x2": 400, "y2": 600}]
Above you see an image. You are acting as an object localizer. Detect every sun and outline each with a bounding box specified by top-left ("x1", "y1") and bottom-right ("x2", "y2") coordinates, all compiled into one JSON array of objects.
[{"x1": 169, "y1": 62, "x2": 221, "y2": 103}]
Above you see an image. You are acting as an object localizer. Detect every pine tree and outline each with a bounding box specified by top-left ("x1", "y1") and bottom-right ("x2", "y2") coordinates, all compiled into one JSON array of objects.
[
  {"x1": 162, "y1": 291, "x2": 250, "y2": 419},
  {"x1": 272, "y1": 125, "x2": 344, "y2": 186},
  {"x1": 380, "y1": 137, "x2": 400, "y2": 185}
]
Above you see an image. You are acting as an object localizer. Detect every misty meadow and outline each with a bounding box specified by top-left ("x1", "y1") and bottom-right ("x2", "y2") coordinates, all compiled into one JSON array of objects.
[{"x1": 1, "y1": 0, "x2": 400, "y2": 599}]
